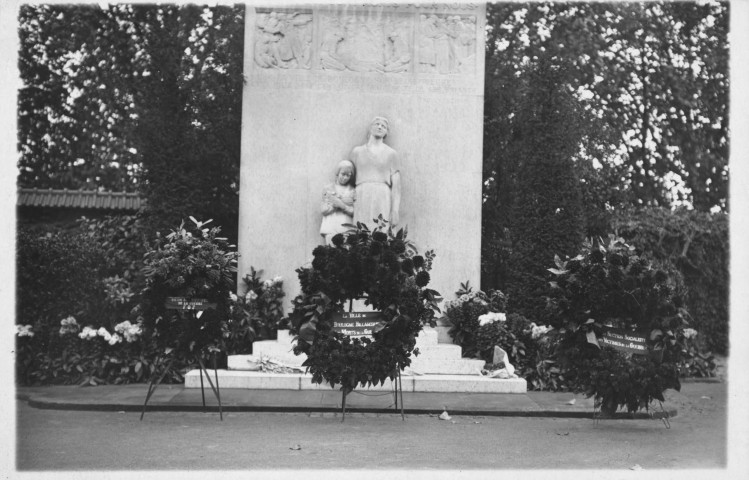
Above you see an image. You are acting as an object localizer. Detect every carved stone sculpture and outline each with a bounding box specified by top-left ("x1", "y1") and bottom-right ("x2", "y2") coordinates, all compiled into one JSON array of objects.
[
  {"x1": 255, "y1": 11, "x2": 313, "y2": 69},
  {"x1": 319, "y1": 15, "x2": 412, "y2": 74},
  {"x1": 320, "y1": 160, "x2": 356, "y2": 245},
  {"x1": 350, "y1": 117, "x2": 401, "y2": 227},
  {"x1": 418, "y1": 14, "x2": 476, "y2": 74}
]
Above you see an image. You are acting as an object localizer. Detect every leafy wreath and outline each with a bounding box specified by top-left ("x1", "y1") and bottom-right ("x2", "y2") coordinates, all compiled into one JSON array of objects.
[
  {"x1": 139, "y1": 218, "x2": 237, "y2": 355},
  {"x1": 290, "y1": 219, "x2": 442, "y2": 394}
]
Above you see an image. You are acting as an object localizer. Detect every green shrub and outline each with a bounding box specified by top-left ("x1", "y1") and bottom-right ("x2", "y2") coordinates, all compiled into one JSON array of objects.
[
  {"x1": 444, "y1": 282, "x2": 507, "y2": 359},
  {"x1": 16, "y1": 228, "x2": 110, "y2": 354},
  {"x1": 223, "y1": 268, "x2": 286, "y2": 354},
  {"x1": 546, "y1": 235, "x2": 690, "y2": 413},
  {"x1": 15, "y1": 316, "x2": 196, "y2": 386},
  {"x1": 611, "y1": 207, "x2": 728, "y2": 354}
]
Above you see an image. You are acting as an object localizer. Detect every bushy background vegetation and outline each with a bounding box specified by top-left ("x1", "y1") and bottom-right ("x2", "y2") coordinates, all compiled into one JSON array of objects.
[{"x1": 16, "y1": 2, "x2": 728, "y2": 386}]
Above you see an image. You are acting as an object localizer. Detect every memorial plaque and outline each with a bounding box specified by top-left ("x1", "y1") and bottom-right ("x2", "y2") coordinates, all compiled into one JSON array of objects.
[
  {"x1": 165, "y1": 297, "x2": 217, "y2": 311},
  {"x1": 331, "y1": 311, "x2": 386, "y2": 338},
  {"x1": 600, "y1": 327, "x2": 648, "y2": 356}
]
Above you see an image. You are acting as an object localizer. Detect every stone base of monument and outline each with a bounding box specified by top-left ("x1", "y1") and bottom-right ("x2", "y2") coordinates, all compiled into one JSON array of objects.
[{"x1": 184, "y1": 328, "x2": 527, "y2": 393}]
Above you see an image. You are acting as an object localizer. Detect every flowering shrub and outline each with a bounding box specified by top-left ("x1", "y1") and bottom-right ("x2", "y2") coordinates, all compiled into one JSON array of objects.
[
  {"x1": 223, "y1": 268, "x2": 286, "y2": 354},
  {"x1": 445, "y1": 282, "x2": 508, "y2": 358},
  {"x1": 677, "y1": 328, "x2": 717, "y2": 378},
  {"x1": 16, "y1": 315, "x2": 182, "y2": 386}
]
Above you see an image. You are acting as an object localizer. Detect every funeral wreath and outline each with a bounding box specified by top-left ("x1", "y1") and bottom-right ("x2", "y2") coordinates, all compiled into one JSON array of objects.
[
  {"x1": 138, "y1": 218, "x2": 237, "y2": 356},
  {"x1": 546, "y1": 235, "x2": 690, "y2": 415},
  {"x1": 291, "y1": 219, "x2": 442, "y2": 394}
]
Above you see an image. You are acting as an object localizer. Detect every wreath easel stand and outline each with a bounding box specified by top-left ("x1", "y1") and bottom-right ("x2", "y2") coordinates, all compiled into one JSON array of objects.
[
  {"x1": 338, "y1": 299, "x2": 405, "y2": 423},
  {"x1": 140, "y1": 306, "x2": 224, "y2": 421}
]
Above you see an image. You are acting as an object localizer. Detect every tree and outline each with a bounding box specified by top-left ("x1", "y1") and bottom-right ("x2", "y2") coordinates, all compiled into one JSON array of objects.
[
  {"x1": 127, "y1": 4, "x2": 245, "y2": 240},
  {"x1": 17, "y1": 4, "x2": 142, "y2": 191},
  {"x1": 482, "y1": 1, "x2": 729, "y2": 293},
  {"x1": 17, "y1": 4, "x2": 245, "y2": 241},
  {"x1": 484, "y1": 1, "x2": 729, "y2": 213},
  {"x1": 504, "y1": 57, "x2": 586, "y2": 322}
]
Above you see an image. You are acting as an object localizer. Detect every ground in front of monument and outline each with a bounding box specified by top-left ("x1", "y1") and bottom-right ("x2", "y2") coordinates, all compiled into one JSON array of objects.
[{"x1": 16, "y1": 382, "x2": 726, "y2": 471}]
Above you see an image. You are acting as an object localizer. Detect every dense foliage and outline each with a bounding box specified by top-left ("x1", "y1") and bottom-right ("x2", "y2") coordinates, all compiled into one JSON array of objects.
[
  {"x1": 291, "y1": 221, "x2": 442, "y2": 394},
  {"x1": 138, "y1": 218, "x2": 237, "y2": 355},
  {"x1": 481, "y1": 1, "x2": 729, "y2": 320},
  {"x1": 444, "y1": 282, "x2": 507, "y2": 359},
  {"x1": 503, "y1": 58, "x2": 586, "y2": 323},
  {"x1": 223, "y1": 268, "x2": 286, "y2": 354},
  {"x1": 611, "y1": 207, "x2": 729, "y2": 354},
  {"x1": 18, "y1": 4, "x2": 245, "y2": 241},
  {"x1": 483, "y1": 1, "x2": 728, "y2": 216},
  {"x1": 546, "y1": 235, "x2": 690, "y2": 413}
]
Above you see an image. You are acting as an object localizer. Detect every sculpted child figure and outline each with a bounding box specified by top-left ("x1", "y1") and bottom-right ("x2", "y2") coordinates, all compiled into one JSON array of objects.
[
  {"x1": 320, "y1": 159, "x2": 357, "y2": 245},
  {"x1": 350, "y1": 116, "x2": 401, "y2": 227}
]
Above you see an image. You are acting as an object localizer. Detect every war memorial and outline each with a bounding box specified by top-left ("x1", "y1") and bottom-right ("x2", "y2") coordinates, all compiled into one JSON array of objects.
[{"x1": 181, "y1": 3, "x2": 527, "y2": 395}]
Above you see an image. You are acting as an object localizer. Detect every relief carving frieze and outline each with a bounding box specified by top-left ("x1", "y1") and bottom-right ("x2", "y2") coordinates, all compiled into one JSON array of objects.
[
  {"x1": 254, "y1": 11, "x2": 313, "y2": 69},
  {"x1": 417, "y1": 14, "x2": 476, "y2": 74},
  {"x1": 319, "y1": 14, "x2": 413, "y2": 74},
  {"x1": 251, "y1": 8, "x2": 480, "y2": 79}
]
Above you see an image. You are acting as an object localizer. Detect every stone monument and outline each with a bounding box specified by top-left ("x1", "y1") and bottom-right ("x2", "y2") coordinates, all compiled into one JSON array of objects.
[{"x1": 238, "y1": 3, "x2": 485, "y2": 306}]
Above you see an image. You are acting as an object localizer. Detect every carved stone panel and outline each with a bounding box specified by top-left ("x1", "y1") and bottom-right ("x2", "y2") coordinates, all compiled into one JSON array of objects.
[
  {"x1": 254, "y1": 10, "x2": 314, "y2": 69},
  {"x1": 417, "y1": 14, "x2": 476, "y2": 75},
  {"x1": 319, "y1": 13, "x2": 413, "y2": 74}
]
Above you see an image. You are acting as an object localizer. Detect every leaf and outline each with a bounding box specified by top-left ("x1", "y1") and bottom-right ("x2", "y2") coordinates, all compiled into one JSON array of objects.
[
  {"x1": 554, "y1": 254, "x2": 566, "y2": 270},
  {"x1": 586, "y1": 330, "x2": 600, "y2": 348},
  {"x1": 548, "y1": 268, "x2": 568, "y2": 276}
]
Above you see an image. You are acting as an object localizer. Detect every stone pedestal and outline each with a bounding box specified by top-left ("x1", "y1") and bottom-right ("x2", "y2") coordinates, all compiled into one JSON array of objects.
[{"x1": 238, "y1": 3, "x2": 486, "y2": 305}]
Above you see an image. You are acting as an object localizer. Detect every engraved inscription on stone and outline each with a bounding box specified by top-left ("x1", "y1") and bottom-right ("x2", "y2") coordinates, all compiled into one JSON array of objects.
[
  {"x1": 254, "y1": 11, "x2": 313, "y2": 69},
  {"x1": 319, "y1": 14, "x2": 413, "y2": 74},
  {"x1": 417, "y1": 14, "x2": 476, "y2": 75}
]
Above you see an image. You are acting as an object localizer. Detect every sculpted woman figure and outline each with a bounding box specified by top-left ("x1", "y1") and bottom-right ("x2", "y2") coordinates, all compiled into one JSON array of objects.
[
  {"x1": 320, "y1": 159, "x2": 356, "y2": 245},
  {"x1": 350, "y1": 117, "x2": 401, "y2": 227}
]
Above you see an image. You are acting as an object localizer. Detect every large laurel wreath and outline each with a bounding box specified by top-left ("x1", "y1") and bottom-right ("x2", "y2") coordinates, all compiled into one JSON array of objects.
[{"x1": 290, "y1": 220, "x2": 442, "y2": 394}]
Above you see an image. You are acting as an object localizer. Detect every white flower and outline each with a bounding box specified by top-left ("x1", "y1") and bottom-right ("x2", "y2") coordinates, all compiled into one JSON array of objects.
[
  {"x1": 530, "y1": 323, "x2": 552, "y2": 340},
  {"x1": 459, "y1": 294, "x2": 470, "y2": 303},
  {"x1": 16, "y1": 324, "x2": 34, "y2": 337},
  {"x1": 478, "y1": 312, "x2": 506, "y2": 326},
  {"x1": 59, "y1": 316, "x2": 80, "y2": 335},
  {"x1": 114, "y1": 320, "x2": 131, "y2": 334},
  {"x1": 683, "y1": 328, "x2": 698, "y2": 340},
  {"x1": 245, "y1": 290, "x2": 258, "y2": 302},
  {"x1": 108, "y1": 333, "x2": 122, "y2": 345},
  {"x1": 114, "y1": 321, "x2": 142, "y2": 342},
  {"x1": 272, "y1": 276, "x2": 283, "y2": 285},
  {"x1": 229, "y1": 293, "x2": 238, "y2": 302},
  {"x1": 97, "y1": 327, "x2": 112, "y2": 341},
  {"x1": 79, "y1": 326, "x2": 98, "y2": 339}
]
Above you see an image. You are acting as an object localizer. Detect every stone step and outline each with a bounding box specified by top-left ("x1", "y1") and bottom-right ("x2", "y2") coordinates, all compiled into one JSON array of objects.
[
  {"x1": 228, "y1": 353, "x2": 304, "y2": 371},
  {"x1": 185, "y1": 369, "x2": 526, "y2": 393},
  {"x1": 414, "y1": 343, "x2": 463, "y2": 359},
  {"x1": 230, "y1": 327, "x2": 469, "y2": 373},
  {"x1": 415, "y1": 327, "x2": 439, "y2": 346},
  {"x1": 408, "y1": 357, "x2": 485, "y2": 375}
]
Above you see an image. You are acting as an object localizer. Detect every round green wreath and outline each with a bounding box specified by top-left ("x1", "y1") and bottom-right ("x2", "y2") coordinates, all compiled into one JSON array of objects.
[{"x1": 290, "y1": 219, "x2": 442, "y2": 394}]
